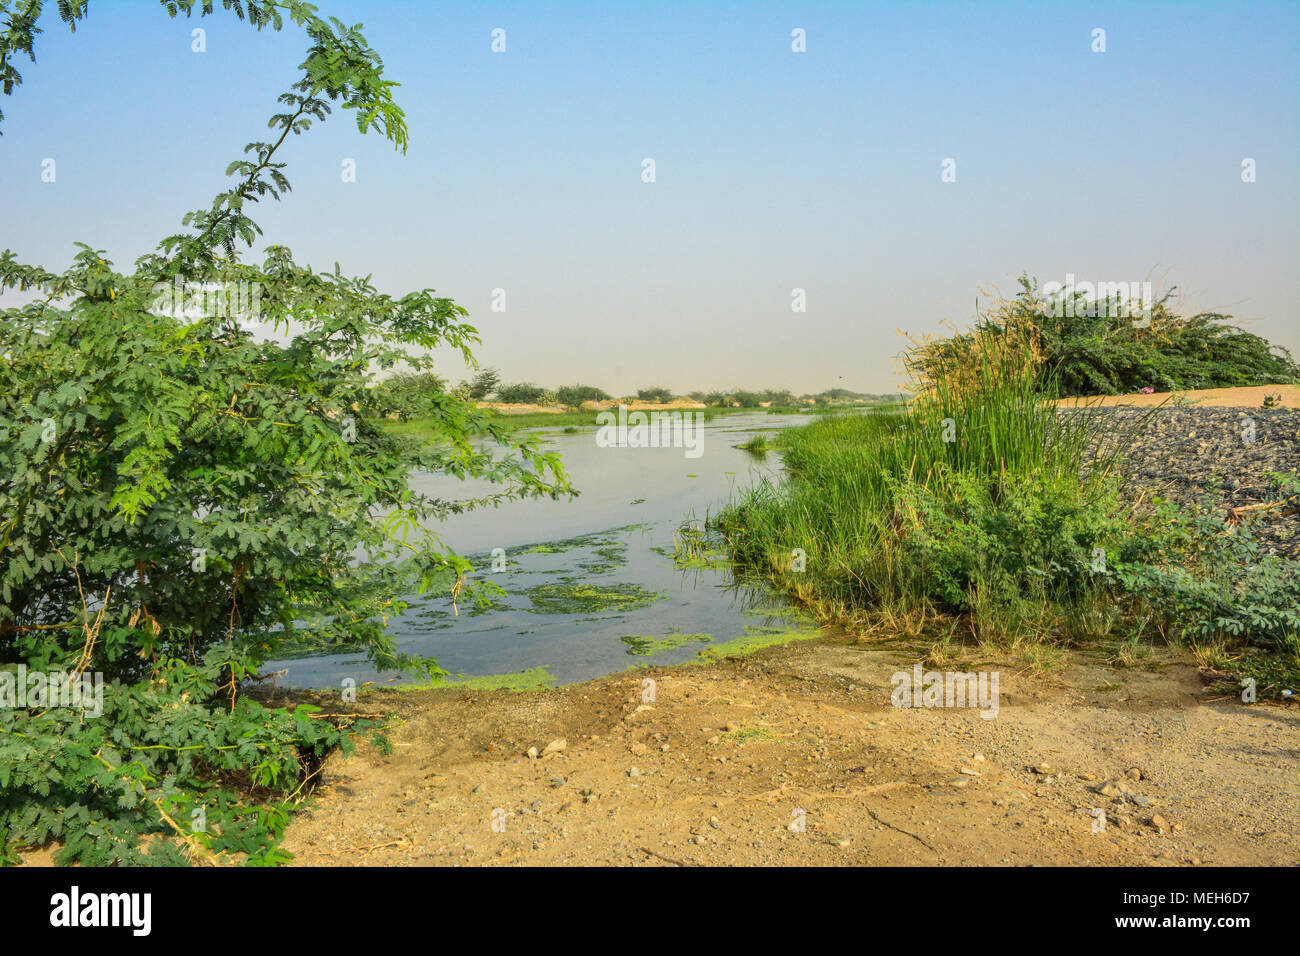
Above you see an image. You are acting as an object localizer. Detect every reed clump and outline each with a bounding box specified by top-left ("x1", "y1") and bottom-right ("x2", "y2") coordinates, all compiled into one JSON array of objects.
[{"x1": 717, "y1": 295, "x2": 1137, "y2": 647}]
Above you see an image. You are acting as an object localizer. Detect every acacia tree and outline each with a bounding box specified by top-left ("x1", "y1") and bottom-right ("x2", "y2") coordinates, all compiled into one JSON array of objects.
[
  {"x1": 465, "y1": 367, "x2": 501, "y2": 400},
  {"x1": 0, "y1": 1, "x2": 572, "y2": 864}
]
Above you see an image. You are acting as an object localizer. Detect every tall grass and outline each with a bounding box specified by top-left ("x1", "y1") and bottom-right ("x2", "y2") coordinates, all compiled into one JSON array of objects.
[{"x1": 717, "y1": 307, "x2": 1136, "y2": 644}]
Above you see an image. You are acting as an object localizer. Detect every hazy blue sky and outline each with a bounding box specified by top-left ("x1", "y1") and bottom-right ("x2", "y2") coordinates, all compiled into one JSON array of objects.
[{"x1": 2, "y1": 0, "x2": 1296, "y2": 394}]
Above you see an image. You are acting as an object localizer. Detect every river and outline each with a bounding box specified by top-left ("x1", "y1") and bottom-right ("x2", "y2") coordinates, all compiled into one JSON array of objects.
[{"x1": 266, "y1": 410, "x2": 830, "y2": 689}]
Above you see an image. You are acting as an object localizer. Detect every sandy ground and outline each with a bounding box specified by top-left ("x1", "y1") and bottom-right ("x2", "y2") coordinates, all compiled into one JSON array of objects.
[
  {"x1": 278, "y1": 632, "x2": 1299, "y2": 867},
  {"x1": 1056, "y1": 384, "x2": 1300, "y2": 409}
]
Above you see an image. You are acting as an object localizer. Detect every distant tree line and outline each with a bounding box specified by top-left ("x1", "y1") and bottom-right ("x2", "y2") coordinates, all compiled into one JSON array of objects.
[{"x1": 410, "y1": 371, "x2": 902, "y2": 409}]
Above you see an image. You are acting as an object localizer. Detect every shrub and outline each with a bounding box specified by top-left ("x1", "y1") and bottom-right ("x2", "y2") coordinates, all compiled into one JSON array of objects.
[
  {"x1": 718, "y1": 284, "x2": 1300, "y2": 663},
  {"x1": 691, "y1": 391, "x2": 729, "y2": 406},
  {"x1": 910, "y1": 275, "x2": 1300, "y2": 398},
  {"x1": 465, "y1": 368, "x2": 501, "y2": 400},
  {"x1": 636, "y1": 386, "x2": 675, "y2": 404},
  {"x1": 494, "y1": 382, "x2": 550, "y2": 404},
  {"x1": 370, "y1": 371, "x2": 448, "y2": 421},
  {"x1": 556, "y1": 384, "x2": 610, "y2": 407},
  {"x1": 718, "y1": 302, "x2": 1134, "y2": 637},
  {"x1": 1115, "y1": 497, "x2": 1300, "y2": 651},
  {"x1": 0, "y1": 5, "x2": 572, "y2": 865}
]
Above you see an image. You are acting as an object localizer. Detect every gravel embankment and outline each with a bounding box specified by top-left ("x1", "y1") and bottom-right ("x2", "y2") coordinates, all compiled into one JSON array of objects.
[{"x1": 1074, "y1": 406, "x2": 1300, "y2": 559}]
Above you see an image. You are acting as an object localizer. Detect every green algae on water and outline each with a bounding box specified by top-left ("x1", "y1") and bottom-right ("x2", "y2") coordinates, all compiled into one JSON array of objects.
[
  {"x1": 651, "y1": 544, "x2": 731, "y2": 570},
  {"x1": 513, "y1": 525, "x2": 648, "y2": 558},
  {"x1": 525, "y1": 581, "x2": 666, "y2": 615},
  {"x1": 620, "y1": 632, "x2": 714, "y2": 657},
  {"x1": 401, "y1": 665, "x2": 557, "y2": 693},
  {"x1": 699, "y1": 618, "x2": 822, "y2": 660},
  {"x1": 578, "y1": 544, "x2": 629, "y2": 575}
]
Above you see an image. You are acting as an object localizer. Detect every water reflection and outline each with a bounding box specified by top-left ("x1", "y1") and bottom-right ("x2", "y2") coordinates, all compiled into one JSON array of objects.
[{"x1": 267, "y1": 411, "x2": 821, "y2": 688}]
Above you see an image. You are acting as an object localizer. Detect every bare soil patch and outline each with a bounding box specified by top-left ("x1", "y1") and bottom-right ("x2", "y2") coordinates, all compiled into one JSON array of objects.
[{"x1": 279, "y1": 634, "x2": 1298, "y2": 867}]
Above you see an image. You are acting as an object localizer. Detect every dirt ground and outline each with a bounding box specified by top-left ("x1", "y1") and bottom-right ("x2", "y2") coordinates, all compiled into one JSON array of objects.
[
  {"x1": 278, "y1": 632, "x2": 1299, "y2": 867},
  {"x1": 1056, "y1": 383, "x2": 1300, "y2": 409}
]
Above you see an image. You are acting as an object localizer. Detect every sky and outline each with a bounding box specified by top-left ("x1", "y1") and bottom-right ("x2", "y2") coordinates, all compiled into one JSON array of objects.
[{"x1": 1, "y1": 0, "x2": 1296, "y2": 395}]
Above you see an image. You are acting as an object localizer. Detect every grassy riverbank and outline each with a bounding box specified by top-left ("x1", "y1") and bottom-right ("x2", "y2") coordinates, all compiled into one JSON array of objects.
[
  {"x1": 718, "y1": 318, "x2": 1300, "y2": 691},
  {"x1": 719, "y1": 321, "x2": 1130, "y2": 639}
]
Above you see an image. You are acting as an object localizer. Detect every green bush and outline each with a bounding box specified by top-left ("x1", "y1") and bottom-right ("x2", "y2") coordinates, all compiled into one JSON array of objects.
[
  {"x1": 690, "y1": 391, "x2": 729, "y2": 406},
  {"x1": 495, "y1": 382, "x2": 550, "y2": 404},
  {"x1": 893, "y1": 472, "x2": 1126, "y2": 614},
  {"x1": 718, "y1": 287, "x2": 1300, "y2": 664},
  {"x1": 1115, "y1": 498, "x2": 1300, "y2": 651},
  {"x1": 635, "y1": 386, "x2": 675, "y2": 404},
  {"x1": 912, "y1": 275, "x2": 1300, "y2": 397},
  {"x1": 556, "y1": 384, "x2": 610, "y2": 407},
  {"x1": 369, "y1": 371, "x2": 448, "y2": 421},
  {"x1": 718, "y1": 310, "x2": 1134, "y2": 637},
  {"x1": 465, "y1": 368, "x2": 501, "y2": 400},
  {"x1": 0, "y1": 4, "x2": 572, "y2": 865}
]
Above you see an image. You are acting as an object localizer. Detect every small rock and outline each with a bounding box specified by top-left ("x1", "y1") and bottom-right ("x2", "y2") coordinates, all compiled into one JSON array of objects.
[
  {"x1": 1032, "y1": 764, "x2": 1052, "y2": 775},
  {"x1": 628, "y1": 767, "x2": 641, "y2": 778},
  {"x1": 1149, "y1": 814, "x2": 1170, "y2": 834},
  {"x1": 542, "y1": 738, "x2": 567, "y2": 756},
  {"x1": 525, "y1": 746, "x2": 539, "y2": 759}
]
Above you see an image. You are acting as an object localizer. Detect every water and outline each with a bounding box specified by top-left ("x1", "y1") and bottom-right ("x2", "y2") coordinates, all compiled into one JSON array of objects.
[{"x1": 266, "y1": 410, "x2": 825, "y2": 689}]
